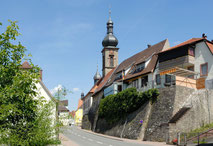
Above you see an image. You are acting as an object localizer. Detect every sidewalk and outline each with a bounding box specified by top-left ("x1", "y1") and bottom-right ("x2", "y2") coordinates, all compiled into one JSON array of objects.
[
  {"x1": 78, "y1": 127, "x2": 168, "y2": 146},
  {"x1": 59, "y1": 133, "x2": 78, "y2": 146}
]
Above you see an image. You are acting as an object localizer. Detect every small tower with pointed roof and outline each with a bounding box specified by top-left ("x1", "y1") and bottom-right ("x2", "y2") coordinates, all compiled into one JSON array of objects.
[
  {"x1": 102, "y1": 9, "x2": 119, "y2": 77},
  {"x1": 93, "y1": 64, "x2": 101, "y2": 84}
]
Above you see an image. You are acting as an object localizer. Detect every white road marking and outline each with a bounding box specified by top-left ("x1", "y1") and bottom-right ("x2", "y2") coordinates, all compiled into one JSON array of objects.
[
  {"x1": 97, "y1": 141, "x2": 103, "y2": 144},
  {"x1": 88, "y1": 138, "x2": 93, "y2": 141},
  {"x1": 83, "y1": 136, "x2": 86, "y2": 139},
  {"x1": 109, "y1": 145, "x2": 113, "y2": 146},
  {"x1": 78, "y1": 135, "x2": 81, "y2": 136}
]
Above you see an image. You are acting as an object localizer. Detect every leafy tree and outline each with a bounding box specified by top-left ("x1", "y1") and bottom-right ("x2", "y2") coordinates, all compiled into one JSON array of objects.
[
  {"x1": 0, "y1": 21, "x2": 58, "y2": 145},
  {"x1": 53, "y1": 86, "x2": 72, "y2": 136}
]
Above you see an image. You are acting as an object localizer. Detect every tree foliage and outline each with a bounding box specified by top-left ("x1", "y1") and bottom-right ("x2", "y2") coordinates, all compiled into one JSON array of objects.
[
  {"x1": 99, "y1": 88, "x2": 159, "y2": 124},
  {"x1": 0, "y1": 21, "x2": 58, "y2": 145}
]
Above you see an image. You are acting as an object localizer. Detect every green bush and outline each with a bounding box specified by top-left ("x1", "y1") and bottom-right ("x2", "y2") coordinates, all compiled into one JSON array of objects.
[
  {"x1": 99, "y1": 88, "x2": 159, "y2": 124},
  {"x1": 0, "y1": 21, "x2": 59, "y2": 145}
]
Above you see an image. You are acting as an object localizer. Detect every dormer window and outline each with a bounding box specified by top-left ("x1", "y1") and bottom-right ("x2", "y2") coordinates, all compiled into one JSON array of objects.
[
  {"x1": 134, "y1": 62, "x2": 145, "y2": 73},
  {"x1": 115, "y1": 71, "x2": 122, "y2": 80}
]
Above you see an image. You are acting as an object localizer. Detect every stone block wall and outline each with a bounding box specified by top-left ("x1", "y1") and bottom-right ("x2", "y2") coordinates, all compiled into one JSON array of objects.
[
  {"x1": 169, "y1": 89, "x2": 213, "y2": 140},
  {"x1": 143, "y1": 86, "x2": 195, "y2": 142},
  {"x1": 95, "y1": 101, "x2": 151, "y2": 139},
  {"x1": 83, "y1": 85, "x2": 213, "y2": 143},
  {"x1": 82, "y1": 114, "x2": 91, "y2": 130}
]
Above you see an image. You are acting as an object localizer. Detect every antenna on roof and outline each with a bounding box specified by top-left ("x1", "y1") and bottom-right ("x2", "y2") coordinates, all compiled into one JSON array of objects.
[{"x1": 202, "y1": 33, "x2": 207, "y2": 39}]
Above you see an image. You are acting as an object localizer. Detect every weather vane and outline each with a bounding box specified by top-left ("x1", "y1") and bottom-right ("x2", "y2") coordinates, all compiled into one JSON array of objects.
[{"x1": 109, "y1": 4, "x2": 111, "y2": 20}]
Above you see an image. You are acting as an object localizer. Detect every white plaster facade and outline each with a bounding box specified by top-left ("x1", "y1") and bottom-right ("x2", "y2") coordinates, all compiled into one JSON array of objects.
[
  {"x1": 36, "y1": 81, "x2": 56, "y2": 121},
  {"x1": 194, "y1": 41, "x2": 213, "y2": 88}
]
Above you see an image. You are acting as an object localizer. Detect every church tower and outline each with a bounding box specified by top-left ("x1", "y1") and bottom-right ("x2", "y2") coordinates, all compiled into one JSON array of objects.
[{"x1": 102, "y1": 10, "x2": 119, "y2": 77}]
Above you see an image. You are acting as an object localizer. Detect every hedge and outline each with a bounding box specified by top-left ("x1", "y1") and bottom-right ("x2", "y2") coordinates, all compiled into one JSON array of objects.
[{"x1": 99, "y1": 88, "x2": 159, "y2": 124}]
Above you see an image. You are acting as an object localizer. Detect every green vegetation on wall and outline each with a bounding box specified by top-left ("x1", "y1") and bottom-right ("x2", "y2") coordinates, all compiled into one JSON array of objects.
[{"x1": 99, "y1": 88, "x2": 159, "y2": 124}]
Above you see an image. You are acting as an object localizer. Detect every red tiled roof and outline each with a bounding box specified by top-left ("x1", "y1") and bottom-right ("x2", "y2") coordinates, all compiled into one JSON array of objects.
[
  {"x1": 93, "y1": 68, "x2": 115, "y2": 95},
  {"x1": 124, "y1": 54, "x2": 158, "y2": 80},
  {"x1": 20, "y1": 61, "x2": 32, "y2": 69},
  {"x1": 161, "y1": 38, "x2": 204, "y2": 53},
  {"x1": 104, "y1": 39, "x2": 168, "y2": 86},
  {"x1": 77, "y1": 98, "x2": 83, "y2": 109},
  {"x1": 115, "y1": 39, "x2": 168, "y2": 74},
  {"x1": 206, "y1": 42, "x2": 213, "y2": 54},
  {"x1": 83, "y1": 81, "x2": 100, "y2": 100}
]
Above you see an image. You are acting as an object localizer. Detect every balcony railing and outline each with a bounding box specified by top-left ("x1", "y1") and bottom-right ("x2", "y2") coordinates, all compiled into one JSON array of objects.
[{"x1": 137, "y1": 75, "x2": 198, "y2": 92}]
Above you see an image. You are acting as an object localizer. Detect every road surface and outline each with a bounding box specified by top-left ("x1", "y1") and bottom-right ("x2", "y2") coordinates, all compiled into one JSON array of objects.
[{"x1": 61, "y1": 125, "x2": 166, "y2": 146}]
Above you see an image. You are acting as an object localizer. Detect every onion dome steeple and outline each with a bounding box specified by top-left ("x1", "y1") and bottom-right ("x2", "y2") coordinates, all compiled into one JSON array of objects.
[
  {"x1": 93, "y1": 64, "x2": 101, "y2": 84},
  {"x1": 102, "y1": 9, "x2": 118, "y2": 48}
]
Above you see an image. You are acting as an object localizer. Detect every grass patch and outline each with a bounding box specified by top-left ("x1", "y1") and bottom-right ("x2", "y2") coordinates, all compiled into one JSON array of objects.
[{"x1": 187, "y1": 123, "x2": 213, "y2": 139}]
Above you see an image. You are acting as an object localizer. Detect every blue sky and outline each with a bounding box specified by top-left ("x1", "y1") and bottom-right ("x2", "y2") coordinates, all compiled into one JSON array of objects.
[{"x1": 1, "y1": 0, "x2": 213, "y2": 111}]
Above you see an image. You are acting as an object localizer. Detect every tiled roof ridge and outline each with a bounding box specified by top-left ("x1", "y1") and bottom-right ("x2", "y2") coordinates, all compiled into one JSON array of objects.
[{"x1": 161, "y1": 38, "x2": 204, "y2": 53}]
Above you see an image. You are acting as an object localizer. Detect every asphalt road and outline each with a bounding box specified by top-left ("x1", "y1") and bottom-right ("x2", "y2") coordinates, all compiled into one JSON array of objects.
[{"x1": 61, "y1": 125, "x2": 154, "y2": 146}]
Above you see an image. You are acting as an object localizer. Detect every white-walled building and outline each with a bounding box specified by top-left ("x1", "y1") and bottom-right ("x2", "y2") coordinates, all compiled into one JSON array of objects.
[{"x1": 157, "y1": 35, "x2": 213, "y2": 90}]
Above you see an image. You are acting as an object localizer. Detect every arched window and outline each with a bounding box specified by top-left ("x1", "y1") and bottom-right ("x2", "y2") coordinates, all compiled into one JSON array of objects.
[{"x1": 110, "y1": 55, "x2": 114, "y2": 67}]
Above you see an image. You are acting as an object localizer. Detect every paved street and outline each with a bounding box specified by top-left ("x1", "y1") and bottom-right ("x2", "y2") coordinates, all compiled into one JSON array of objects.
[{"x1": 61, "y1": 125, "x2": 167, "y2": 146}]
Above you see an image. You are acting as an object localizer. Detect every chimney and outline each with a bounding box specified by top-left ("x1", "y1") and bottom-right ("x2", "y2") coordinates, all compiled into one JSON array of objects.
[
  {"x1": 147, "y1": 44, "x2": 152, "y2": 48},
  {"x1": 39, "y1": 69, "x2": 43, "y2": 81},
  {"x1": 202, "y1": 33, "x2": 207, "y2": 39}
]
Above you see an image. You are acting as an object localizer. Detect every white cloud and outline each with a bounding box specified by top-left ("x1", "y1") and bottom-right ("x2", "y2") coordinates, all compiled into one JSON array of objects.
[
  {"x1": 50, "y1": 84, "x2": 63, "y2": 95},
  {"x1": 73, "y1": 88, "x2": 81, "y2": 92}
]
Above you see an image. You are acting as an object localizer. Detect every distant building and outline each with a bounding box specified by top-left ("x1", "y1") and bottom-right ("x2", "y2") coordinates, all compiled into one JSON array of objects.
[
  {"x1": 58, "y1": 100, "x2": 69, "y2": 126},
  {"x1": 75, "y1": 98, "x2": 83, "y2": 126}
]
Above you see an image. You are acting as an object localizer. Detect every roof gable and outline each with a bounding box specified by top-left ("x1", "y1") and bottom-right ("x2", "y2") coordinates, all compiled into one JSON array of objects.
[
  {"x1": 206, "y1": 42, "x2": 213, "y2": 54},
  {"x1": 20, "y1": 61, "x2": 32, "y2": 69},
  {"x1": 77, "y1": 98, "x2": 83, "y2": 109}
]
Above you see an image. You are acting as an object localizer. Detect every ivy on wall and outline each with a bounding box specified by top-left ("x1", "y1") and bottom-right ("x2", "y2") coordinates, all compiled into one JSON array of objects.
[{"x1": 99, "y1": 88, "x2": 159, "y2": 124}]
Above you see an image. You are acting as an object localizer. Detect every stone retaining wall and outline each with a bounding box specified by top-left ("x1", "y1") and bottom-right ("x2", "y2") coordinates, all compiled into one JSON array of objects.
[{"x1": 83, "y1": 86, "x2": 213, "y2": 143}]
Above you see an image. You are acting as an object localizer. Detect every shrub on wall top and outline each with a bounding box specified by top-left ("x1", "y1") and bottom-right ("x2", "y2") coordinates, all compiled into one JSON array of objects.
[{"x1": 99, "y1": 88, "x2": 159, "y2": 124}]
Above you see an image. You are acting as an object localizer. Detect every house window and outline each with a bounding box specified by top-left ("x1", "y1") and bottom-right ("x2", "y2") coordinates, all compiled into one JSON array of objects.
[
  {"x1": 133, "y1": 79, "x2": 138, "y2": 88},
  {"x1": 165, "y1": 74, "x2": 171, "y2": 83},
  {"x1": 187, "y1": 66, "x2": 194, "y2": 79},
  {"x1": 134, "y1": 63, "x2": 145, "y2": 73},
  {"x1": 156, "y1": 74, "x2": 161, "y2": 85},
  {"x1": 110, "y1": 55, "x2": 114, "y2": 67},
  {"x1": 115, "y1": 72, "x2": 122, "y2": 80},
  {"x1": 200, "y1": 63, "x2": 208, "y2": 76},
  {"x1": 118, "y1": 85, "x2": 122, "y2": 92},
  {"x1": 189, "y1": 47, "x2": 195, "y2": 56},
  {"x1": 141, "y1": 76, "x2": 148, "y2": 87}
]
